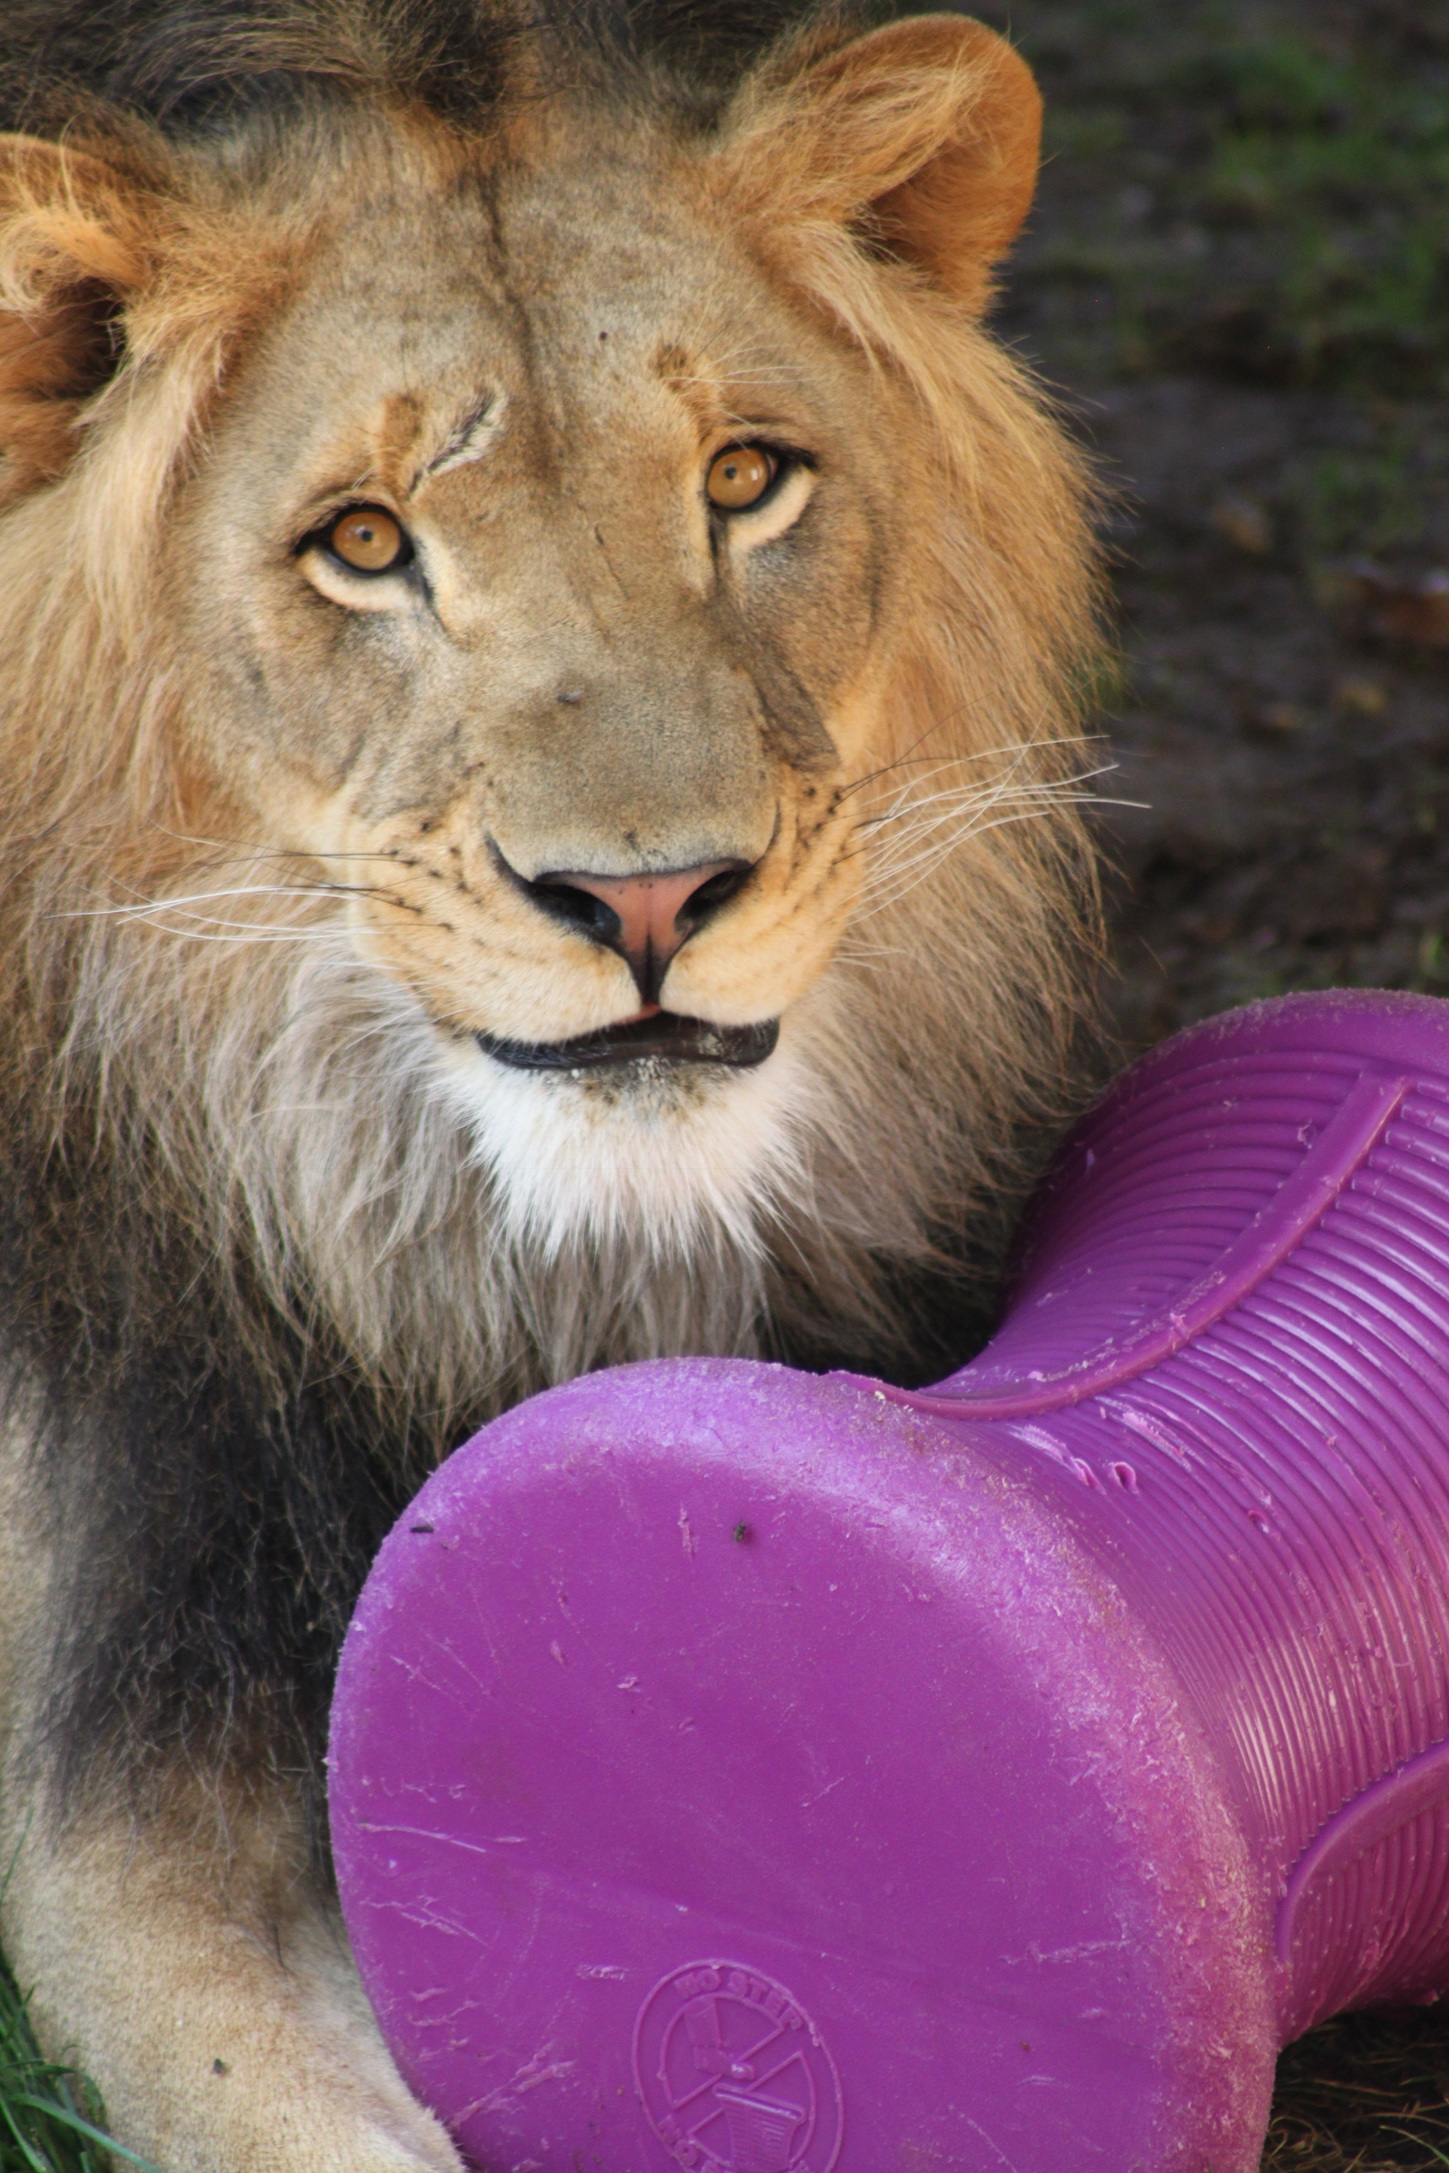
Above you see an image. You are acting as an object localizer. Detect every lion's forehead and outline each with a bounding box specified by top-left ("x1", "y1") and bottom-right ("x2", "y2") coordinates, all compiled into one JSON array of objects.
[
  {"x1": 195, "y1": 174, "x2": 885, "y2": 704},
  {"x1": 238, "y1": 158, "x2": 858, "y2": 491}
]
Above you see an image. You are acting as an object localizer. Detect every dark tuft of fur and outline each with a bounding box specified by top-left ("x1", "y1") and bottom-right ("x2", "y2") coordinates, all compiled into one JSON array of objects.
[
  {"x1": 0, "y1": 0, "x2": 518, "y2": 133},
  {"x1": 0, "y1": 1100, "x2": 434, "y2": 1844},
  {"x1": 0, "y1": 0, "x2": 887, "y2": 138}
]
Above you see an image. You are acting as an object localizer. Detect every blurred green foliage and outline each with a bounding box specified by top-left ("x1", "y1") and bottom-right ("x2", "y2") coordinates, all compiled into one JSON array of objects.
[
  {"x1": 1275, "y1": 403, "x2": 1449, "y2": 576},
  {"x1": 1185, "y1": 34, "x2": 1449, "y2": 386},
  {"x1": 989, "y1": 0, "x2": 1449, "y2": 394}
]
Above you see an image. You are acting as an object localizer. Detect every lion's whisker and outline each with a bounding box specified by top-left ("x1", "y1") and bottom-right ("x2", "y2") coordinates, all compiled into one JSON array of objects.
[
  {"x1": 854, "y1": 794, "x2": 1138, "y2": 918},
  {"x1": 865, "y1": 784, "x2": 1126, "y2": 865},
  {"x1": 861, "y1": 765, "x2": 1120, "y2": 843},
  {"x1": 49, "y1": 882, "x2": 390, "y2": 922},
  {"x1": 143, "y1": 825, "x2": 430, "y2": 874},
  {"x1": 860, "y1": 797, "x2": 1117, "y2": 885},
  {"x1": 115, "y1": 921, "x2": 356, "y2": 946},
  {"x1": 837, "y1": 731, "x2": 1100, "y2": 806},
  {"x1": 837, "y1": 766, "x2": 1124, "y2": 871}
]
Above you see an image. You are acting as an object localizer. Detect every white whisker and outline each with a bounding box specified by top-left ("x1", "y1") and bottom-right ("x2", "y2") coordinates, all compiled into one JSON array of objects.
[
  {"x1": 49, "y1": 883, "x2": 361, "y2": 922},
  {"x1": 855, "y1": 793, "x2": 1140, "y2": 920},
  {"x1": 113, "y1": 925, "x2": 354, "y2": 946}
]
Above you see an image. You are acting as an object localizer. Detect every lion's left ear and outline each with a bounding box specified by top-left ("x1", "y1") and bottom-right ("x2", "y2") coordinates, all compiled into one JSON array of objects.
[{"x1": 717, "y1": 13, "x2": 1042, "y2": 313}]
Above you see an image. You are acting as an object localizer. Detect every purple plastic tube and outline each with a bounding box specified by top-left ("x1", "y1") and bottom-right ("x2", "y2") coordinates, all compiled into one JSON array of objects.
[{"x1": 329, "y1": 990, "x2": 1449, "y2": 2172}]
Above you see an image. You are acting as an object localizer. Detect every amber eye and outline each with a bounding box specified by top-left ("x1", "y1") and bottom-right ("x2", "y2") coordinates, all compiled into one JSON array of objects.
[
  {"x1": 327, "y1": 505, "x2": 408, "y2": 574},
  {"x1": 706, "y1": 444, "x2": 778, "y2": 512}
]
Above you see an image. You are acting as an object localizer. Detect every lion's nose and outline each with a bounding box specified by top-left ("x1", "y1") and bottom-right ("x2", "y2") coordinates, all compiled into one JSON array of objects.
[{"x1": 532, "y1": 860, "x2": 751, "y2": 1004}]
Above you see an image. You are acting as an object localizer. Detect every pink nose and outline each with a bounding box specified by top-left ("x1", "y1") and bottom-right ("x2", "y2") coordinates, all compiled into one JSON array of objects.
[{"x1": 542, "y1": 862, "x2": 747, "y2": 1003}]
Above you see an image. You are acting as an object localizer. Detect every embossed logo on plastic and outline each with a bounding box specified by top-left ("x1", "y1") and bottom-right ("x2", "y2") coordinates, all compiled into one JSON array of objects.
[{"x1": 633, "y1": 1960, "x2": 844, "y2": 2173}]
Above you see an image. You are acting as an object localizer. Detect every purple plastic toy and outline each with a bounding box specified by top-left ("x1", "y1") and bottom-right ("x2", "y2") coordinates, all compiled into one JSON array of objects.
[{"x1": 329, "y1": 990, "x2": 1449, "y2": 2172}]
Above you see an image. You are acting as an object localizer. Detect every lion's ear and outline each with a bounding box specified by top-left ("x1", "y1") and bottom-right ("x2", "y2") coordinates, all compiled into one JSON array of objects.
[
  {"x1": 719, "y1": 14, "x2": 1042, "y2": 313},
  {"x1": 0, "y1": 135, "x2": 162, "y2": 496}
]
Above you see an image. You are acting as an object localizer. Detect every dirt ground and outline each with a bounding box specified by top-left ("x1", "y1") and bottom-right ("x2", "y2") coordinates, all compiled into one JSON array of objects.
[
  {"x1": 969, "y1": 0, "x2": 1449, "y2": 2163},
  {"x1": 986, "y1": 0, "x2": 1449, "y2": 1052}
]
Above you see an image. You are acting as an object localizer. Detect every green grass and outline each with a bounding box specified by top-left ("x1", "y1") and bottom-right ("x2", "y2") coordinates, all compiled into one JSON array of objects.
[
  {"x1": 981, "y1": 0, "x2": 1449, "y2": 397},
  {"x1": 1183, "y1": 35, "x2": 1449, "y2": 387},
  {"x1": 1288, "y1": 420, "x2": 1432, "y2": 566},
  {"x1": 0, "y1": 1946, "x2": 156, "y2": 2173}
]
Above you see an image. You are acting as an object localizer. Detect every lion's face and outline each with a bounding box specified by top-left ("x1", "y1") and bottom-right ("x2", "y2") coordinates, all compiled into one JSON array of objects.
[
  {"x1": 187, "y1": 143, "x2": 897, "y2": 1035},
  {"x1": 1, "y1": 13, "x2": 1100, "y2": 1359},
  {"x1": 172, "y1": 122, "x2": 933, "y2": 1238}
]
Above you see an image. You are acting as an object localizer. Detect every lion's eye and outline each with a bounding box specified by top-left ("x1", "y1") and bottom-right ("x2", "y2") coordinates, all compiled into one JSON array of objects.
[
  {"x1": 327, "y1": 506, "x2": 410, "y2": 574},
  {"x1": 706, "y1": 445, "x2": 778, "y2": 512}
]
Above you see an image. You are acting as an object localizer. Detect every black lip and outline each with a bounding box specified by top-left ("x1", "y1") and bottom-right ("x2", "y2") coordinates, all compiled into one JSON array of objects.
[{"x1": 477, "y1": 1013, "x2": 780, "y2": 1072}]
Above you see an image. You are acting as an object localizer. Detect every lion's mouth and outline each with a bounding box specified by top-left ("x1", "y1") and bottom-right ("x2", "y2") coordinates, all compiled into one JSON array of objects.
[{"x1": 477, "y1": 1012, "x2": 780, "y2": 1072}]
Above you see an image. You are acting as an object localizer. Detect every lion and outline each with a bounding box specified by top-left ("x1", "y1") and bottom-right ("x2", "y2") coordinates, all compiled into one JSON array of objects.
[{"x1": 0, "y1": 2, "x2": 1102, "y2": 2167}]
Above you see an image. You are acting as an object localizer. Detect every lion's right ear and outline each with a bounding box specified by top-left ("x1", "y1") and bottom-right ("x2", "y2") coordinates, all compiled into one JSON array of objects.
[{"x1": 0, "y1": 135, "x2": 165, "y2": 498}]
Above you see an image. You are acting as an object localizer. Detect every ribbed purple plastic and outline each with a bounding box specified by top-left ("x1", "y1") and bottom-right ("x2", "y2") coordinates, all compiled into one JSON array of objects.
[
  {"x1": 330, "y1": 991, "x2": 1449, "y2": 2172},
  {"x1": 884, "y1": 990, "x2": 1449, "y2": 2040}
]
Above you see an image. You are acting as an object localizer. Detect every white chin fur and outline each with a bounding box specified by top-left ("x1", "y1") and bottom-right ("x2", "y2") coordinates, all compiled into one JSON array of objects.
[{"x1": 432, "y1": 1027, "x2": 811, "y2": 1261}]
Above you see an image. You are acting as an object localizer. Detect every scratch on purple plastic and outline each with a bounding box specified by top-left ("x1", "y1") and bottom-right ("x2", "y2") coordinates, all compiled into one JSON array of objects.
[
  {"x1": 453, "y1": 2046, "x2": 579, "y2": 2125},
  {"x1": 964, "y1": 2115, "x2": 1025, "y2": 2171},
  {"x1": 1100, "y1": 1402, "x2": 1192, "y2": 1462},
  {"x1": 378, "y1": 1901, "x2": 489, "y2": 1947},
  {"x1": 1008, "y1": 1422, "x2": 1070, "y2": 1466},
  {"x1": 356, "y1": 1823, "x2": 502, "y2": 1858},
  {"x1": 1005, "y1": 1937, "x2": 1130, "y2": 1968}
]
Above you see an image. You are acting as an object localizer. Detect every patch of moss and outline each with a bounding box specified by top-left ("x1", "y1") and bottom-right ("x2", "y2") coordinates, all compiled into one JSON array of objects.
[{"x1": 981, "y1": 0, "x2": 1449, "y2": 395}]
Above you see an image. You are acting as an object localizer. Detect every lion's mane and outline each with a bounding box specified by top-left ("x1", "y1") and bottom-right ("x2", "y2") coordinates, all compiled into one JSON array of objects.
[{"x1": 0, "y1": 0, "x2": 1103, "y2": 1813}]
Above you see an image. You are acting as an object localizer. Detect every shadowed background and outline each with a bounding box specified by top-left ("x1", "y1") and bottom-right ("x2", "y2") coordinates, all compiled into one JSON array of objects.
[{"x1": 967, "y1": 0, "x2": 1449, "y2": 2164}]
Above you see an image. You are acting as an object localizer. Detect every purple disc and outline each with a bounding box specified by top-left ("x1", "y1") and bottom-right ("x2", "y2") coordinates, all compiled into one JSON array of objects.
[{"x1": 330, "y1": 1360, "x2": 1272, "y2": 2172}]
